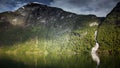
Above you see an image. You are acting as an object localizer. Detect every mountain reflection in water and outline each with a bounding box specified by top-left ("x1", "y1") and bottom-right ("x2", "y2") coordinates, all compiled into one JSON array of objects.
[
  {"x1": 0, "y1": 53, "x2": 95, "y2": 68},
  {"x1": 0, "y1": 53, "x2": 120, "y2": 68}
]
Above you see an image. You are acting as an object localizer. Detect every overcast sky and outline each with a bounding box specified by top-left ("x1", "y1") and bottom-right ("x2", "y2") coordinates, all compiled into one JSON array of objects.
[{"x1": 0, "y1": 0, "x2": 119, "y2": 17}]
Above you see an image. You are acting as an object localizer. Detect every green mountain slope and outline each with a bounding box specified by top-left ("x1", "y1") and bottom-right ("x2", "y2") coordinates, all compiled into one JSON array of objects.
[
  {"x1": 97, "y1": 2, "x2": 120, "y2": 54},
  {"x1": 0, "y1": 3, "x2": 99, "y2": 54}
]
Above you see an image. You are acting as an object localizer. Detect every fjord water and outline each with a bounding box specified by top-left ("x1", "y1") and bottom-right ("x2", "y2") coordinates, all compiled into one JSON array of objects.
[{"x1": 0, "y1": 53, "x2": 120, "y2": 68}]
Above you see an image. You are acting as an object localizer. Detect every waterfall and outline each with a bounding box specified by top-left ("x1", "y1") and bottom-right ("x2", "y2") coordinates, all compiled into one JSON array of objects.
[{"x1": 91, "y1": 30, "x2": 100, "y2": 67}]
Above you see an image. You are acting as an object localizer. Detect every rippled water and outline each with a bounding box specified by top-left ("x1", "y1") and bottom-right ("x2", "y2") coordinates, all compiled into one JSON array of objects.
[{"x1": 0, "y1": 53, "x2": 120, "y2": 68}]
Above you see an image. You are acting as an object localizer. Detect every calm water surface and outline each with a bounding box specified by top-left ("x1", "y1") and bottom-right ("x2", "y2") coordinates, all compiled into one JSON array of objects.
[{"x1": 0, "y1": 53, "x2": 120, "y2": 68}]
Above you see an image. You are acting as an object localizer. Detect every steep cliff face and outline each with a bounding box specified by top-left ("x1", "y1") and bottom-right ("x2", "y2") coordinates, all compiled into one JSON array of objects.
[
  {"x1": 0, "y1": 3, "x2": 99, "y2": 53},
  {"x1": 97, "y1": 2, "x2": 120, "y2": 54}
]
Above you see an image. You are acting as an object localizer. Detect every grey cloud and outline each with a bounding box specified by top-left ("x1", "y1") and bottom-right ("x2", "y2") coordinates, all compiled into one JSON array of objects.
[
  {"x1": 50, "y1": 0, "x2": 120, "y2": 17},
  {"x1": 0, "y1": 0, "x2": 119, "y2": 17},
  {"x1": 0, "y1": 0, "x2": 52, "y2": 12},
  {"x1": 0, "y1": 0, "x2": 25, "y2": 12}
]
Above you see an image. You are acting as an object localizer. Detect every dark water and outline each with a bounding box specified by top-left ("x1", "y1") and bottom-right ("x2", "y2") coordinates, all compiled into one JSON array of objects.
[{"x1": 0, "y1": 53, "x2": 120, "y2": 68}]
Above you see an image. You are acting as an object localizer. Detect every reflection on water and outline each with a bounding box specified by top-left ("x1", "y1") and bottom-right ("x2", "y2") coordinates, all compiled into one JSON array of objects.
[
  {"x1": 91, "y1": 52, "x2": 100, "y2": 68},
  {"x1": 0, "y1": 53, "x2": 94, "y2": 68},
  {"x1": 91, "y1": 42, "x2": 100, "y2": 68},
  {"x1": 0, "y1": 53, "x2": 120, "y2": 68}
]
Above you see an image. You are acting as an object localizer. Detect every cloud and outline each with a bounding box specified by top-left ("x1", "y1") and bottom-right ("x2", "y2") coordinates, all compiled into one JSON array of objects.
[
  {"x1": 0, "y1": 0, "x2": 52, "y2": 12},
  {"x1": 0, "y1": 0, "x2": 119, "y2": 17},
  {"x1": 0, "y1": 0, "x2": 25, "y2": 12},
  {"x1": 50, "y1": 0, "x2": 120, "y2": 17}
]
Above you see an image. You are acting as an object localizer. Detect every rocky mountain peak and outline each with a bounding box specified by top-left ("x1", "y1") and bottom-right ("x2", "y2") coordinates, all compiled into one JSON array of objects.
[
  {"x1": 107, "y1": 2, "x2": 120, "y2": 16},
  {"x1": 115, "y1": 2, "x2": 120, "y2": 8},
  {"x1": 103, "y1": 2, "x2": 120, "y2": 25},
  {"x1": 15, "y1": 2, "x2": 64, "y2": 16}
]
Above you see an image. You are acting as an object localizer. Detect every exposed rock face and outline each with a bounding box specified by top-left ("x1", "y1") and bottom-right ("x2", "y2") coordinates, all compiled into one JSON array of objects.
[
  {"x1": 97, "y1": 2, "x2": 120, "y2": 54},
  {"x1": 0, "y1": 2, "x2": 99, "y2": 53}
]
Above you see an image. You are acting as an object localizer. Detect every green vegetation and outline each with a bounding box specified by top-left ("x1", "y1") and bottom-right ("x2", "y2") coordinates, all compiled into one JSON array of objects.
[
  {"x1": 0, "y1": 15, "x2": 98, "y2": 54},
  {"x1": 0, "y1": 3, "x2": 99, "y2": 54},
  {"x1": 69, "y1": 27, "x2": 97, "y2": 53},
  {"x1": 98, "y1": 24, "x2": 120, "y2": 54},
  {"x1": 97, "y1": 2, "x2": 120, "y2": 54}
]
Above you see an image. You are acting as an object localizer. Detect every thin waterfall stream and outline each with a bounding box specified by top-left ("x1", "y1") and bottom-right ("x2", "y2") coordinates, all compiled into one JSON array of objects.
[{"x1": 91, "y1": 30, "x2": 100, "y2": 68}]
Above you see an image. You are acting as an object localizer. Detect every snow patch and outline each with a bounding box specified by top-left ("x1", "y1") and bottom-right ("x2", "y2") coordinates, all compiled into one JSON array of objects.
[
  {"x1": 89, "y1": 22, "x2": 98, "y2": 27},
  {"x1": 12, "y1": 18, "x2": 17, "y2": 22},
  {"x1": 32, "y1": 2, "x2": 44, "y2": 5},
  {"x1": 22, "y1": 7, "x2": 25, "y2": 9}
]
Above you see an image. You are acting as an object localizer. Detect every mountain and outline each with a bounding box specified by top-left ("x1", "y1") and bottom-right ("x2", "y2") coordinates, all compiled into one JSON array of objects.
[
  {"x1": 0, "y1": 2, "x2": 99, "y2": 54},
  {"x1": 97, "y1": 2, "x2": 120, "y2": 54}
]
